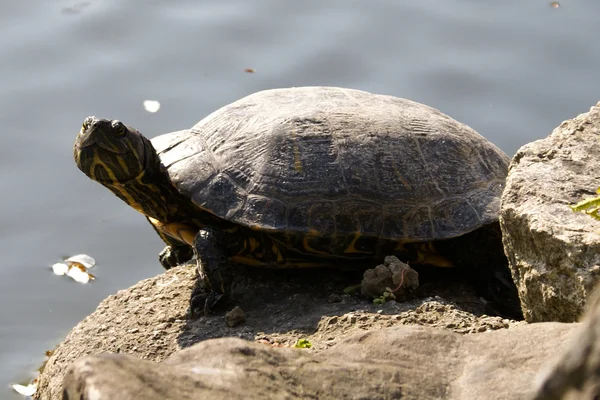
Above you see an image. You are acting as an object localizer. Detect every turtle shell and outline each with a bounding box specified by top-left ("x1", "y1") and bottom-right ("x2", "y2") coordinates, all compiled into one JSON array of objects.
[{"x1": 151, "y1": 87, "x2": 509, "y2": 242}]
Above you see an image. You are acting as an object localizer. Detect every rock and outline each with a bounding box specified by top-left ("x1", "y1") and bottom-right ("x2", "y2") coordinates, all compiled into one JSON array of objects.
[
  {"x1": 327, "y1": 293, "x2": 342, "y2": 303},
  {"x1": 34, "y1": 263, "x2": 519, "y2": 400},
  {"x1": 225, "y1": 306, "x2": 246, "y2": 327},
  {"x1": 35, "y1": 266, "x2": 197, "y2": 400},
  {"x1": 533, "y1": 284, "x2": 600, "y2": 399},
  {"x1": 361, "y1": 255, "x2": 419, "y2": 299},
  {"x1": 500, "y1": 102, "x2": 600, "y2": 322},
  {"x1": 59, "y1": 282, "x2": 600, "y2": 400},
  {"x1": 61, "y1": 322, "x2": 578, "y2": 400}
]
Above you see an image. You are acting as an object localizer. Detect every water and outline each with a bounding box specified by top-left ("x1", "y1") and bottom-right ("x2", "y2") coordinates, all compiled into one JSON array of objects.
[{"x1": 2, "y1": 0, "x2": 600, "y2": 397}]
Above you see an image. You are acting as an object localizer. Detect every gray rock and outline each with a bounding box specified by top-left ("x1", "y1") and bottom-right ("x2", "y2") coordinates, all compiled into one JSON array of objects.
[
  {"x1": 361, "y1": 255, "x2": 419, "y2": 299},
  {"x1": 34, "y1": 263, "x2": 519, "y2": 400},
  {"x1": 500, "y1": 102, "x2": 600, "y2": 322},
  {"x1": 533, "y1": 285, "x2": 600, "y2": 400},
  {"x1": 58, "y1": 283, "x2": 600, "y2": 400},
  {"x1": 225, "y1": 306, "x2": 246, "y2": 327},
  {"x1": 35, "y1": 266, "x2": 196, "y2": 400},
  {"x1": 62, "y1": 322, "x2": 577, "y2": 400}
]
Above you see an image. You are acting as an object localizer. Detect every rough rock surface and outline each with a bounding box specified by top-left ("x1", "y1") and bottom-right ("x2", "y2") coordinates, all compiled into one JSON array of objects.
[
  {"x1": 62, "y1": 323, "x2": 577, "y2": 400},
  {"x1": 500, "y1": 102, "x2": 600, "y2": 322},
  {"x1": 35, "y1": 264, "x2": 521, "y2": 400},
  {"x1": 533, "y1": 285, "x2": 600, "y2": 400},
  {"x1": 60, "y1": 284, "x2": 600, "y2": 400}
]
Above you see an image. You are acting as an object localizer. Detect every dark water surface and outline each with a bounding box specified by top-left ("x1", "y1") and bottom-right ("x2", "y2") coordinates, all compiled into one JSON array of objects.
[{"x1": 2, "y1": 0, "x2": 600, "y2": 396}]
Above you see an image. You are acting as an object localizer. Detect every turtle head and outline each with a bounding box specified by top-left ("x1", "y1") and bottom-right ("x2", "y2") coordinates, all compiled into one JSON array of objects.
[
  {"x1": 73, "y1": 116, "x2": 175, "y2": 220},
  {"x1": 73, "y1": 116, "x2": 155, "y2": 185}
]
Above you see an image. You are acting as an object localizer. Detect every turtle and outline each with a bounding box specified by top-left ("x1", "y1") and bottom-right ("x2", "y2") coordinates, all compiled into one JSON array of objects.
[{"x1": 73, "y1": 86, "x2": 514, "y2": 316}]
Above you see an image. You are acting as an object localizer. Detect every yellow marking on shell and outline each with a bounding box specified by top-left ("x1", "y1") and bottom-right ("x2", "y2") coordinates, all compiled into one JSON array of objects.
[
  {"x1": 343, "y1": 232, "x2": 372, "y2": 254},
  {"x1": 230, "y1": 255, "x2": 267, "y2": 267},
  {"x1": 149, "y1": 217, "x2": 196, "y2": 245},
  {"x1": 271, "y1": 243, "x2": 284, "y2": 262},
  {"x1": 248, "y1": 237, "x2": 260, "y2": 252},
  {"x1": 302, "y1": 233, "x2": 331, "y2": 256}
]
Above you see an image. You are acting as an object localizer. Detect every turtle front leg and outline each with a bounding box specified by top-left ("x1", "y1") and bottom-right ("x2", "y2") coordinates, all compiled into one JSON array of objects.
[
  {"x1": 148, "y1": 217, "x2": 201, "y2": 269},
  {"x1": 190, "y1": 227, "x2": 227, "y2": 317},
  {"x1": 158, "y1": 244, "x2": 194, "y2": 269},
  {"x1": 147, "y1": 217, "x2": 194, "y2": 269}
]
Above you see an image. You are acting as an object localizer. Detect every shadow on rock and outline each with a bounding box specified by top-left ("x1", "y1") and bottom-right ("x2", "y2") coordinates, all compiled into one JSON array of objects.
[
  {"x1": 34, "y1": 262, "x2": 522, "y2": 400},
  {"x1": 177, "y1": 257, "x2": 519, "y2": 349}
]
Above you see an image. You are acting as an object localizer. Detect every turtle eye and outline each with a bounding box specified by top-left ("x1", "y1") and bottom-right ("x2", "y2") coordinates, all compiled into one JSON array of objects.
[{"x1": 112, "y1": 121, "x2": 127, "y2": 138}]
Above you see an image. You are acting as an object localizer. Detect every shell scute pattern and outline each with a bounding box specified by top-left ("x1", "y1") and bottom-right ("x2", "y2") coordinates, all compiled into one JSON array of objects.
[{"x1": 154, "y1": 87, "x2": 509, "y2": 241}]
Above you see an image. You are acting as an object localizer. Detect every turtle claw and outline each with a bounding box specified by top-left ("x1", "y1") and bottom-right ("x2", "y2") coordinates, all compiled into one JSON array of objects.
[
  {"x1": 190, "y1": 290, "x2": 224, "y2": 318},
  {"x1": 204, "y1": 292, "x2": 224, "y2": 316},
  {"x1": 159, "y1": 245, "x2": 194, "y2": 269}
]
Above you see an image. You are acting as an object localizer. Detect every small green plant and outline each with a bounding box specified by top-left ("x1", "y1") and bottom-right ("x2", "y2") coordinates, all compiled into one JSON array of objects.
[
  {"x1": 372, "y1": 267, "x2": 408, "y2": 305},
  {"x1": 294, "y1": 339, "x2": 312, "y2": 349},
  {"x1": 373, "y1": 287, "x2": 396, "y2": 305},
  {"x1": 571, "y1": 188, "x2": 600, "y2": 221}
]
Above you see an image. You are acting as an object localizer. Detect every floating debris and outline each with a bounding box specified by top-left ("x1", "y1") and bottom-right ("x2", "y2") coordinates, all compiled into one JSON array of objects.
[
  {"x1": 12, "y1": 383, "x2": 37, "y2": 396},
  {"x1": 550, "y1": 1, "x2": 559, "y2": 8},
  {"x1": 51, "y1": 262, "x2": 69, "y2": 276},
  {"x1": 244, "y1": 68, "x2": 255, "y2": 73},
  {"x1": 67, "y1": 265, "x2": 91, "y2": 283},
  {"x1": 143, "y1": 100, "x2": 161, "y2": 113},
  {"x1": 51, "y1": 254, "x2": 96, "y2": 283},
  {"x1": 65, "y1": 254, "x2": 96, "y2": 269},
  {"x1": 11, "y1": 348, "x2": 53, "y2": 397}
]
